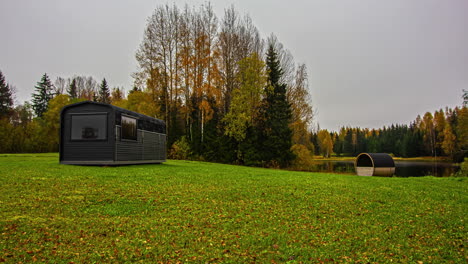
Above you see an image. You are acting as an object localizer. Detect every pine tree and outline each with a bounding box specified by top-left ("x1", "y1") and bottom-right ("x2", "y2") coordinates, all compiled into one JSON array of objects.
[
  {"x1": 98, "y1": 78, "x2": 111, "y2": 104},
  {"x1": 67, "y1": 78, "x2": 78, "y2": 99},
  {"x1": 0, "y1": 71, "x2": 14, "y2": 119},
  {"x1": 259, "y1": 43, "x2": 294, "y2": 167},
  {"x1": 463, "y1": 89, "x2": 467, "y2": 107},
  {"x1": 32, "y1": 73, "x2": 54, "y2": 118}
]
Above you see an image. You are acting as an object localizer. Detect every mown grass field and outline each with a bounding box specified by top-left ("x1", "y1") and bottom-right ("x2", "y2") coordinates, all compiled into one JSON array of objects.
[{"x1": 0, "y1": 154, "x2": 466, "y2": 263}]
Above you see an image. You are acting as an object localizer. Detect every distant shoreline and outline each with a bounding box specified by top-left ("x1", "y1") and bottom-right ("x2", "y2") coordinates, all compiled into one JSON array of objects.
[{"x1": 313, "y1": 156, "x2": 453, "y2": 163}]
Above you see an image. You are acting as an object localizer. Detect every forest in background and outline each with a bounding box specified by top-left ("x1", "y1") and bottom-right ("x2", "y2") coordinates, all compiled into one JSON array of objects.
[
  {"x1": 0, "y1": 3, "x2": 467, "y2": 167},
  {"x1": 312, "y1": 105, "x2": 468, "y2": 162}
]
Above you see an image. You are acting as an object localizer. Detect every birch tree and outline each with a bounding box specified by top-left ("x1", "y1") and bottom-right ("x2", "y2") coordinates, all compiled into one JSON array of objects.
[
  {"x1": 317, "y1": 129, "x2": 333, "y2": 158},
  {"x1": 223, "y1": 53, "x2": 266, "y2": 141},
  {"x1": 288, "y1": 64, "x2": 314, "y2": 149},
  {"x1": 217, "y1": 6, "x2": 263, "y2": 115}
]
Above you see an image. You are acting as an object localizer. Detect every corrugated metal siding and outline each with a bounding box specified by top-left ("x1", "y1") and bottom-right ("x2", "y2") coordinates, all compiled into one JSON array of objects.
[
  {"x1": 156, "y1": 133, "x2": 167, "y2": 160},
  {"x1": 116, "y1": 130, "x2": 143, "y2": 161},
  {"x1": 145, "y1": 132, "x2": 167, "y2": 161},
  {"x1": 142, "y1": 132, "x2": 158, "y2": 160},
  {"x1": 115, "y1": 128, "x2": 166, "y2": 162}
]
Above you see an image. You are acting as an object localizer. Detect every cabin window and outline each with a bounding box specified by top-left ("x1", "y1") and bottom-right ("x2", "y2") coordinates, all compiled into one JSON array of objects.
[
  {"x1": 121, "y1": 115, "x2": 137, "y2": 140},
  {"x1": 71, "y1": 113, "x2": 107, "y2": 140}
]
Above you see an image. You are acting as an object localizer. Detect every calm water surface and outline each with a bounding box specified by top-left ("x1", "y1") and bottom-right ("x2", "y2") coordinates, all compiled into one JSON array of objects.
[{"x1": 308, "y1": 160, "x2": 460, "y2": 177}]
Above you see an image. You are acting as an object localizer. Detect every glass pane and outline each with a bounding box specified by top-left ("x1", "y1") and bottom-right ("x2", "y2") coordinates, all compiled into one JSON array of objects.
[
  {"x1": 71, "y1": 114, "x2": 107, "y2": 140},
  {"x1": 122, "y1": 115, "x2": 137, "y2": 140}
]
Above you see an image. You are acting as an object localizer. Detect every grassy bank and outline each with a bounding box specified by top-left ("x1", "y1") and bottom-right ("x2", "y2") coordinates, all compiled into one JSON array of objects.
[{"x1": 1, "y1": 154, "x2": 466, "y2": 263}]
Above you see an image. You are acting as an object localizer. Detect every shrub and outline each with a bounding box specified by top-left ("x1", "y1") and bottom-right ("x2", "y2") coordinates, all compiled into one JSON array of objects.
[
  {"x1": 290, "y1": 144, "x2": 314, "y2": 170},
  {"x1": 454, "y1": 158, "x2": 468, "y2": 177},
  {"x1": 168, "y1": 136, "x2": 191, "y2": 160}
]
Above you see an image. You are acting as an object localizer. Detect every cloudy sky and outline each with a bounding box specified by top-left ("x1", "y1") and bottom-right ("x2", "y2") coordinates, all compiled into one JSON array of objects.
[{"x1": 1, "y1": 0, "x2": 467, "y2": 131}]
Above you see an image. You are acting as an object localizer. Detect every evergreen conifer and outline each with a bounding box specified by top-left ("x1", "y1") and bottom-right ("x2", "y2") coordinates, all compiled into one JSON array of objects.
[
  {"x1": 0, "y1": 71, "x2": 14, "y2": 119},
  {"x1": 98, "y1": 78, "x2": 111, "y2": 104},
  {"x1": 32, "y1": 73, "x2": 54, "y2": 118},
  {"x1": 67, "y1": 79, "x2": 78, "y2": 99},
  {"x1": 260, "y1": 43, "x2": 294, "y2": 167}
]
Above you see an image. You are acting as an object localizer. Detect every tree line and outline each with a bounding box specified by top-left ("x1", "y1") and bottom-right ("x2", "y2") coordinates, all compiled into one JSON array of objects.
[
  {"x1": 1, "y1": 3, "x2": 465, "y2": 167},
  {"x1": 0, "y1": 71, "x2": 119, "y2": 153},
  {"x1": 0, "y1": 4, "x2": 314, "y2": 168},
  {"x1": 312, "y1": 105, "x2": 468, "y2": 162}
]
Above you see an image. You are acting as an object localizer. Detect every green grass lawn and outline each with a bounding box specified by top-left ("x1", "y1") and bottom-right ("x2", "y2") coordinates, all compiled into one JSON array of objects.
[{"x1": 0, "y1": 154, "x2": 466, "y2": 263}]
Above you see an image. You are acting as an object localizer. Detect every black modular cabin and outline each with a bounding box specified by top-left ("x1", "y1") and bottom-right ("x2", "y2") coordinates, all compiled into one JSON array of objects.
[{"x1": 60, "y1": 101, "x2": 166, "y2": 165}]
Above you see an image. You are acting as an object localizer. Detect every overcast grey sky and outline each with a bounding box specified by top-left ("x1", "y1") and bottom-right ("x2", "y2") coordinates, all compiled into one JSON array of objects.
[{"x1": 1, "y1": 0, "x2": 467, "y2": 131}]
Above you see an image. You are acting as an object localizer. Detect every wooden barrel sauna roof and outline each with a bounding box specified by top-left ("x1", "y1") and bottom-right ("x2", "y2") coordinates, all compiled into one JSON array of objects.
[{"x1": 355, "y1": 153, "x2": 395, "y2": 168}]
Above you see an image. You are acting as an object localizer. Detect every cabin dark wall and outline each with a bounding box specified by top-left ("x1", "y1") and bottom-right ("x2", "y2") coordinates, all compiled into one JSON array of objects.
[
  {"x1": 61, "y1": 104, "x2": 114, "y2": 161},
  {"x1": 115, "y1": 129, "x2": 166, "y2": 161},
  {"x1": 60, "y1": 101, "x2": 167, "y2": 164}
]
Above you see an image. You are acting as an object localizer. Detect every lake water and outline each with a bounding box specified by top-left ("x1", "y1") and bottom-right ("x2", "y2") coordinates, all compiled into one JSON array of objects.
[{"x1": 306, "y1": 160, "x2": 460, "y2": 177}]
